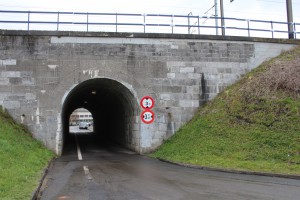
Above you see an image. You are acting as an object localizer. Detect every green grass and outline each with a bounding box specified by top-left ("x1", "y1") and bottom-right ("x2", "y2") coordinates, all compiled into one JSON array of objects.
[
  {"x1": 151, "y1": 46, "x2": 300, "y2": 175},
  {"x1": 0, "y1": 108, "x2": 54, "y2": 200}
]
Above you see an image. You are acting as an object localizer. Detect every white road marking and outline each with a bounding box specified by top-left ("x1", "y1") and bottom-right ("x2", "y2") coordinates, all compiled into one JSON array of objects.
[
  {"x1": 75, "y1": 135, "x2": 83, "y2": 161},
  {"x1": 83, "y1": 166, "x2": 93, "y2": 180}
]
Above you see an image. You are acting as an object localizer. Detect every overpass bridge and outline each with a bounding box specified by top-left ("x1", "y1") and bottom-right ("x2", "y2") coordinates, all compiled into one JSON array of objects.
[{"x1": 0, "y1": 29, "x2": 298, "y2": 155}]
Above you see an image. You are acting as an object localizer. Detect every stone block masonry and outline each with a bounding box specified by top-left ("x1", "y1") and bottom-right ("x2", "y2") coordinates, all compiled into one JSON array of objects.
[{"x1": 0, "y1": 30, "x2": 297, "y2": 155}]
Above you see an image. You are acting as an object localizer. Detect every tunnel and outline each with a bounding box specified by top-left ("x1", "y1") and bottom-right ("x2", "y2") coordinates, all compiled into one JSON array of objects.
[{"x1": 61, "y1": 78, "x2": 139, "y2": 154}]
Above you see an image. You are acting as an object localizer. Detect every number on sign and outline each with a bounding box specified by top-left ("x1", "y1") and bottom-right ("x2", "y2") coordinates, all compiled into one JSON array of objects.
[
  {"x1": 143, "y1": 112, "x2": 152, "y2": 120},
  {"x1": 144, "y1": 99, "x2": 152, "y2": 107}
]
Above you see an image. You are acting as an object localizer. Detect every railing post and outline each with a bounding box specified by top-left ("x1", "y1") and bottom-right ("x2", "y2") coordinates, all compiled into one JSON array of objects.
[
  {"x1": 27, "y1": 11, "x2": 30, "y2": 31},
  {"x1": 116, "y1": 13, "x2": 118, "y2": 33},
  {"x1": 247, "y1": 19, "x2": 250, "y2": 37},
  {"x1": 198, "y1": 16, "x2": 200, "y2": 35},
  {"x1": 293, "y1": 22, "x2": 296, "y2": 39},
  {"x1": 271, "y1": 21, "x2": 274, "y2": 38},
  {"x1": 188, "y1": 12, "x2": 191, "y2": 34},
  {"x1": 143, "y1": 14, "x2": 146, "y2": 33},
  {"x1": 171, "y1": 15, "x2": 174, "y2": 34},
  {"x1": 57, "y1": 11, "x2": 60, "y2": 31},
  {"x1": 87, "y1": 12, "x2": 89, "y2": 32}
]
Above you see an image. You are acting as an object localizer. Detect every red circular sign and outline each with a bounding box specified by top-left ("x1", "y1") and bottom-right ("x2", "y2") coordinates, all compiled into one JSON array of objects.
[
  {"x1": 140, "y1": 96, "x2": 155, "y2": 110},
  {"x1": 141, "y1": 110, "x2": 155, "y2": 124}
]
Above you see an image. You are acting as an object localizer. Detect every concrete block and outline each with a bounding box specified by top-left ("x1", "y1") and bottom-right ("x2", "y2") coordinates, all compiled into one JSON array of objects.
[
  {"x1": 167, "y1": 73, "x2": 176, "y2": 79},
  {"x1": 21, "y1": 71, "x2": 33, "y2": 78},
  {"x1": 180, "y1": 67, "x2": 194, "y2": 73},
  {"x1": 1, "y1": 71, "x2": 21, "y2": 78},
  {"x1": 170, "y1": 45, "x2": 178, "y2": 49},
  {"x1": 159, "y1": 100, "x2": 176, "y2": 107},
  {"x1": 2, "y1": 59, "x2": 17, "y2": 66},
  {"x1": 170, "y1": 66, "x2": 180, "y2": 73},
  {"x1": 0, "y1": 93, "x2": 9, "y2": 101},
  {"x1": 170, "y1": 79, "x2": 197, "y2": 86},
  {"x1": 179, "y1": 100, "x2": 199, "y2": 107},
  {"x1": 9, "y1": 77, "x2": 22, "y2": 85},
  {"x1": 156, "y1": 114, "x2": 166, "y2": 123},
  {"x1": 186, "y1": 86, "x2": 200, "y2": 94},
  {"x1": 217, "y1": 68, "x2": 232, "y2": 73},
  {"x1": 187, "y1": 73, "x2": 201, "y2": 79},
  {"x1": 3, "y1": 100, "x2": 20, "y2": 109},
  {"x1": 7, "y1": 94, "x2": 25, "y2": 101},
  {"x1": 160, "y1": 93, "x2": 171, "y2": 101},
  {"x1": 161, "y1": 86, "x2": 183, "y2": 93},
  {"x1": 22, "y1": 78, "x2": 35, "y2": 85},
  {"x1": 158, "y1": 123, "x2": 168, "y2": 132},
  {"x1": 0, "y1": 78, "x2": 9, "y2": 85},
  {"x1": 25, "y1": 93, "x2": 36, "y2": 100},
  {"x1": 173, "y1": 73, "x2": 189, "y2": 79}
]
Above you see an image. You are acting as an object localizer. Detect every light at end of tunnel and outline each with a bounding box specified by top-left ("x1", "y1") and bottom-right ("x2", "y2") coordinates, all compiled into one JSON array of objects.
[
  {"x1": 84, "y1": 101, "x2": 88, "y2": 104},
  {"x1": 91, "y1": 90, "x2": 96, "y2": 95}
]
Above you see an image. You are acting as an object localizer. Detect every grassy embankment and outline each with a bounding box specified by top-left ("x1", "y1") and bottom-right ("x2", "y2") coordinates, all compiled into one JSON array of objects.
[
  {"x1": 152, "y1": 46, "x2": 300, "y2": 175},
  {"x1": 0, "y1": 108, "x2": 54, "y2": 199}
]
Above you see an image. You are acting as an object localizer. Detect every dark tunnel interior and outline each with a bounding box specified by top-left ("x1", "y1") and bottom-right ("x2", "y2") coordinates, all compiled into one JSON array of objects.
[{"x1": 61, "y1": 78, "x2": 138, "y2": 154}]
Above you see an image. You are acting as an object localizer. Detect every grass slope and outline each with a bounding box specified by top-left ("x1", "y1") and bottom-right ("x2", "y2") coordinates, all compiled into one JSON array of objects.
[
  {"x1": 152, "y1": 46, "x2": 300, "y2": 175},
  {"x1": 0, "y1": 108, "x2": 54, "y2": 200}
]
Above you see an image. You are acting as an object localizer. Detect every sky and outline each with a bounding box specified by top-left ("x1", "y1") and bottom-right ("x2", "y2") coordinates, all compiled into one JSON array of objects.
[
  {"x1": 0, "y1": 0, "x2": 299, "y2": 37},
  {"x1": 0, "y1": 0, "x2": 299, "y2": 21}
]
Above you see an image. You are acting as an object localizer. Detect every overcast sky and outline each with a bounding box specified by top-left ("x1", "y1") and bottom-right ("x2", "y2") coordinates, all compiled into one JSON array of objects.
[
  {"x1": 0, "y1": 0, "x2": 299, "y2": 22},
  {"x1": 0, "y1": 0, "x2": 299, "y2": 37}
]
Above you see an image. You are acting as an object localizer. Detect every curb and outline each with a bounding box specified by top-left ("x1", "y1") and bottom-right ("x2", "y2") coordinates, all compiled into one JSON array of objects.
[
  {"x1": 157, "y1": 158, "x2": 300, "y2": 180},
  {"x1": 31, "y1": 158, "x2": 56, "y2": 200}
]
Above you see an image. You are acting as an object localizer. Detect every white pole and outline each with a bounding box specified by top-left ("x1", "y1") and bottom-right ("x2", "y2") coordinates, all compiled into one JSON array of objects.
[{"x1": 215, "y1": 0, "x2": 219, "y2": 35}]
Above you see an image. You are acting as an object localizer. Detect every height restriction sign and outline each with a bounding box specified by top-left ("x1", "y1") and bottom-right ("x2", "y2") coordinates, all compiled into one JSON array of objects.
[
  {"x1": 141, "y1": 110, "x2": 155, "y2": 124},
  {"x1": 140, "y1": 96, "x2": 154, "y2": 110}
]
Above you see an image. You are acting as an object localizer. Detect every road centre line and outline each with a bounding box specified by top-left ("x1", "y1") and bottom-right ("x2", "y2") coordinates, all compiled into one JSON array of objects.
[
  {"x1": 74, "y1": 135, "x2": 93, "y2": 181},
  {"x1": 75, "y1": 134, "x2": 83, "y2": 161},
  {"x1": 83, "y1": 166, "x2": 93, "y2": 181}
]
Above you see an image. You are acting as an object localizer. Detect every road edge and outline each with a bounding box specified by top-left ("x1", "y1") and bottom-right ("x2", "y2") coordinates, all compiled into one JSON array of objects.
[
  {"x1": 31, "y1": 157, "x2": 56, "y2": 200},
  {"x1": 156, "y1": 158, "x2": 300, "y2": 180}
]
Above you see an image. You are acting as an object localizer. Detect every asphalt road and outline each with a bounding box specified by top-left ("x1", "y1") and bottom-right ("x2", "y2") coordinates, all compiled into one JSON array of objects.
[
  {"x1": 69, "y1": 125, "x2": 93, "y2": 133},
  {"x1": 39, "y1": 134, "x2": 300, "y2": 200}
]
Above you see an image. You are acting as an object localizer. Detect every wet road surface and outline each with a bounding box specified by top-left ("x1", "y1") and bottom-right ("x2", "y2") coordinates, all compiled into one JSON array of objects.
[{"x1": 40, "y1": 134, "x2": 300, "y2": 200}]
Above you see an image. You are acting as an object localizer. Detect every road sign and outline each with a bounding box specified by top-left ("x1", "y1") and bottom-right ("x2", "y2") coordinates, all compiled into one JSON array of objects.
[
  {"x1": 141, "y1": 110, "x2": 155, "y2": 124},
  {"x1": 140, "y1": 96, "x2": 154, "y2": 110}
]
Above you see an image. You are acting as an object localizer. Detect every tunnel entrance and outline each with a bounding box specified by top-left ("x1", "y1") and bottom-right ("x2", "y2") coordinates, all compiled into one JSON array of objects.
[{"x1": 61, "y1": 78, "x2": 139, "y2": 154}]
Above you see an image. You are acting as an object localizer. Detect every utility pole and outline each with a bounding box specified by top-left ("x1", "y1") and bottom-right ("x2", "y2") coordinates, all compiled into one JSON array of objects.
[
  {"x1": 215, "y1": 0, "x2": 219, "y2": 35},
  {"x1": 220, "y1": 0, "x2": 225, "y2": 36},
  {"x1": 286, "y1": 0, "x2": 294, "y2": 39},
  {"x1": 220, "y1": 0, "x2": 234, "y2": 36}
]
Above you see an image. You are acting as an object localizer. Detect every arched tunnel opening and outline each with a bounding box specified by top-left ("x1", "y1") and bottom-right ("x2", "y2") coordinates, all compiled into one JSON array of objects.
[{"x1": 61, "y1": 78, "x2": 139, "y2": 155}]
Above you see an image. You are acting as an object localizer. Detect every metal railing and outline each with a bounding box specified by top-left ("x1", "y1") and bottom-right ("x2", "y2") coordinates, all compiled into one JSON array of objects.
[{"x1": 0, "y1": 10, "x2": 298, "y2": 39}]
